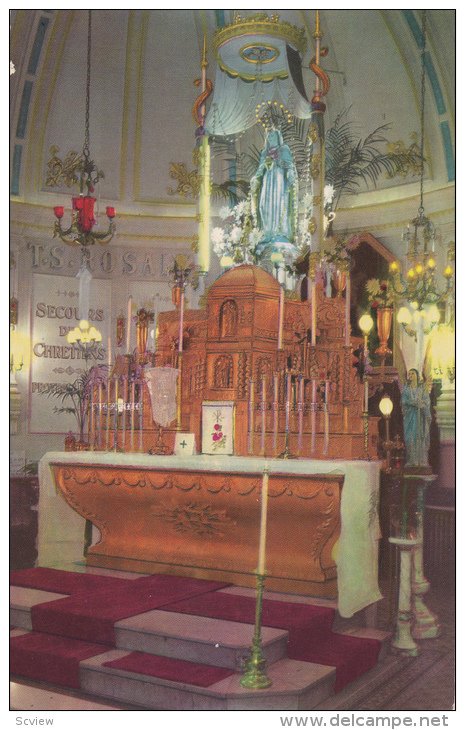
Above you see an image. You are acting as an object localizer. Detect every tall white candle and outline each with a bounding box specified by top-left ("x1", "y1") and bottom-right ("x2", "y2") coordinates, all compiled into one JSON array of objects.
[
  {"x1": 257, "y1": 469, "x2": 269, "y2": 574},
  {"x1": 364, "y1": 377, "x2": 369, "y2": 413},
  {"x1": 298, "y1": 374, "x2": 304, "y2": 453},
  {"x1": 345, "y1": 274, "x2": 351, "y2": 347},
  {"x1": 311, "y1": 283, "x2": 317, "y2": 346},
  {"x1": 248, "y1": 379, "x2": 255, "y2": 454},
  {"x1": 311, "y1": 379, "x2": 317, "y2": 454},
  {"x1": 261, "y1": 375, "x2": 266, "y2": 454},
  {"x1": 277, "y1": 286, "x2": 284, "y2": 350},
  {"x1": 285, "y1": 371, "x2": 291, "y2": 433},
  {"x1": 273, "y1": 372, "x2": 279, "y2": 452},
  {"x1": 107, "y1": 336, "x2": 112, "y2": 368},
  {"x1": 324, "y1": 380, "x2": 330, "y2": 455},
  {"x1": 126, "y1": 296, "x2": 132, "y2": 354},
  {"x1": 178, "y1": 289, "x2": 185, "y2": 353}
]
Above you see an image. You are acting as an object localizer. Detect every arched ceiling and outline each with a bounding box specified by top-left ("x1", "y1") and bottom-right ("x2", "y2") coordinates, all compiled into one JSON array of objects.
[{"x1": 10, "y1": 9, "x2": 455, "y2": 240}]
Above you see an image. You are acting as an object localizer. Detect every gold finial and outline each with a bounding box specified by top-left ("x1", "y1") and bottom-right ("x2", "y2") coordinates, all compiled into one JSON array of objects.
[
  {"x1": 201, "y1": 35, "x2": 208, "y2": 69},
  {"x1": 313, "y1": 10, "x2": 322, "y2": 39}
]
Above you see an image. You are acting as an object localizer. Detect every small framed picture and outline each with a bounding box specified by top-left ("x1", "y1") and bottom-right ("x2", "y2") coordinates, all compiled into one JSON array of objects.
[
  {"x1": 174, "y1": 432, "x2": 196, "y2": 457},
  {"x1": 201, "y1": 401, "x2": 235, "y2": 455}
]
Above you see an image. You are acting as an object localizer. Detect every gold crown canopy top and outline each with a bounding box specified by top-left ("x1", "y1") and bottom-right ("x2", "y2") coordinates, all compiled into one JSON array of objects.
[{"x1": 213, "y1": 14, "x2": 307, "y2": 82}]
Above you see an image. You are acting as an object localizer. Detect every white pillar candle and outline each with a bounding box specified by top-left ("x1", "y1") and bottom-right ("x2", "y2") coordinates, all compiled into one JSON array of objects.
[
  {"x1": 324, "y1": 379, "x2": 330, "y2": 455},
  {"x1": 248, "y1": 379, "x2": 255, "y2": 454},
  {"x1": 285, "y1": 371, "x2": 291, "y2": 433},
  {"x1": 273, "y1": 372, "x2": 279, "y2": 452},
  {"x1": 298, "y1": 374, "x2": 304, "y2": 453},
  {"x1": 113, "y1": 378, "x2": 119, "y2": 451},
  {"x1": 311, "y1": 283, "x2": 317, "y2": 346},
  {"x1": 261, "y1": 375, "x2": 266, "y2": 454},
  {"x1": 277, "y1": 286, "x2": 284, "y2": 350},
  {"x1": 345, "y1": 274, "x2": 351, "y2": 347},
  {"x1": 178, "y1": 289, "x2": 185, "y2": 354},
  {"x1": 98, "y1": 383, "x2": 103, "y2": 449},
  {"x1": 311, "y1": 378, "x2": 317, "y2": 454},
  {"x1": 107, "y1": 336, "x2": 112, "y2": 368},
  {"x1": 257, "y1": 469, "x2": 269, "y2": 574},
  {"x1": 130, "y1": 381, "x2": 136, "y2": 452},
  {"x1": 126, "y1": 296, "x2": 132, "y2": 354},
  {"x1": 139, "y1": 381, "x2": 144, "y2": 452}
]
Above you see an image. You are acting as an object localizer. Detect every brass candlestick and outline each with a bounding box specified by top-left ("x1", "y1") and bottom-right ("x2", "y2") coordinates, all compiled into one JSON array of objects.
[{"x1": 240, "y1": 572, "x2": 272, "y2": 689}]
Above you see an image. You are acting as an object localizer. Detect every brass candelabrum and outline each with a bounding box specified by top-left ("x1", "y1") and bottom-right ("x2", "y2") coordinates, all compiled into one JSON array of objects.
[{"x1": 240, "y1": 572, "x2": 272, "y2": 689}]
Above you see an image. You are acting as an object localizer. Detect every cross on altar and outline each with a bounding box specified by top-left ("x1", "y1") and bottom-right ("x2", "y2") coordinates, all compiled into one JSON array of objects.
[{"x1": 180, "y1": 440, "x2": 188, "y2": 449}]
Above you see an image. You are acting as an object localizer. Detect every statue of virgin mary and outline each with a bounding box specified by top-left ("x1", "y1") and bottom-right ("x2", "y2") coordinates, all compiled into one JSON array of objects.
[{"x1": 250, "y1": 127, "x2": 298, "y2": 256}]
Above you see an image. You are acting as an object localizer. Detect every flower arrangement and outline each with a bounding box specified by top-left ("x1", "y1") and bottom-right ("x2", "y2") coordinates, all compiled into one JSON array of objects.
[
  {"x1": 211, "y1": 200, "x2": 262, "y2": 266},
  {"x1": 365, "y1": 278, "x2": 395, "y2": 309},
  {"x1": 211, "y1": 411, "x2": 227, "y2": 450}
]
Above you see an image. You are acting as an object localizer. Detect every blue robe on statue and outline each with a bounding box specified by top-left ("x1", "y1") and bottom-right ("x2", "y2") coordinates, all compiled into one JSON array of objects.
[
  {"x1": 401, "y1": 382, "x2": 432, "y2": 467},
  {"x1": 251, "y1": 129, "x2": 298, "y2": 253}
]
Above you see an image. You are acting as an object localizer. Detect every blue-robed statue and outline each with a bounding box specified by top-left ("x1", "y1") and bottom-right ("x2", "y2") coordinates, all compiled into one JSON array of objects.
[
  {"x1": 250, "y1": 128, "x2": 298, "y2": 255},
  {"x1": 401, "y1": 368, "x2": 432, "y2": 467}
]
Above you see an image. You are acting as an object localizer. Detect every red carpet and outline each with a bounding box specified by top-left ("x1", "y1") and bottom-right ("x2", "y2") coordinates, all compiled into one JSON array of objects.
[
  {"x1": 163, "y1": 592, "x2": 381, "y2": 692},
  {"x1": 103, "y1": 651, "x2": 234, "y2": 687},
  {"x1": 10, "y1": 631, "x2": 108, "y2": 689},
  {"x1": 30, "y1": 574, "x2": 230, "y2": 645},
  {"x1": 10, "y1": 567, "x2": 131, "y2": 595},
  {"x1": 11, "y1": 569, "x2": 381, "y2": 694}
]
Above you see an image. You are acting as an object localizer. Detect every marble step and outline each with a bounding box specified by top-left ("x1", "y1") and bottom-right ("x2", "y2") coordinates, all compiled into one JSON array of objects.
[
  {"x1": 80, "y1": 649, "x2": 337, "y2": 711},
  {"x1": 10, "y1": 586, "x2": 288, "y2": 670}
]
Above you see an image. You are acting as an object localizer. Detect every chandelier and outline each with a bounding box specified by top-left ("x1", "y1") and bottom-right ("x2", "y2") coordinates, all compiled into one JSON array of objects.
[
  {"x1": 388, "y1": 11, "x2": 454, "y2": 316},
  {"x1": 53, "y1": 10, "x2": 115, "y2": 246}
]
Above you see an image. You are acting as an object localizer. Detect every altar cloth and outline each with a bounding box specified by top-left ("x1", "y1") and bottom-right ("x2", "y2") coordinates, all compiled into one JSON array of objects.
[{"x1": 38, "y1": 452, "x2": 382, "y2": 617}]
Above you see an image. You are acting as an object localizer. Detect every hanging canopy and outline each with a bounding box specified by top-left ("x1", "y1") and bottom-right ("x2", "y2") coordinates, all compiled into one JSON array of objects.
[{"x1": 205, "y1": 14, "x2": 313, "y2": 137}]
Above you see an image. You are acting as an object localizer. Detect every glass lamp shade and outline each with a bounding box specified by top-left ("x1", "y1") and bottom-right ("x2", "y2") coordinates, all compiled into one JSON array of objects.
[
  {"x1": 358, "y1": 313, "x2": 374, "y2": 335},
  {"x1": 426, "y1": 304, "x2": 441, "y2": 324},
  {"x1": 396, "y1": 306, "x2": 412, "y2": 325},
  {"x1": 379, "y1": 396, "x2": 394, "y2": 417},
  {"x1": 270, "y1": 251, "x2": 284, "y2": 264}
]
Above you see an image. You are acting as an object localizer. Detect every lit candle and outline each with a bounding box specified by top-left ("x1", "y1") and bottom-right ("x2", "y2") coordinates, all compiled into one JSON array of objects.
[
  {"x1": 88, "y1": 384, "x2": 94, "y2": 451},
  {"x1": 345, "y1": 273, "x2": 351, "y2": 347},
  {"x1": 257, "y1": 468, "x2": 269, "y2": 574},
  {"x1": 126, "y1": 296, "x2": 132, "y2": 354},
  {"x1": 178, "y1": 289, "x2": 185, "y2": 353},
  {"x1": 277, "y1": 286, "x2": 284, "y2": 350}
]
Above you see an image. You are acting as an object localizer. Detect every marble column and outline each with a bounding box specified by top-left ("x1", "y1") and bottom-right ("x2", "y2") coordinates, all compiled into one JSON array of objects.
[{"x1": 389, "y1": 537, "x2": 420, "y2": 656}]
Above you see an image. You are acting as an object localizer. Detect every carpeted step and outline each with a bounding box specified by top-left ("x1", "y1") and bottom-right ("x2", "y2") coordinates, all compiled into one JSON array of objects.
[
  {"x1": 10, "y1": 631, "x2": 108, "y2": 689},
  {"x1": 10, "y1": 567, "x2": 132, "y2": 595},
  {"x1": 30, "y1": 574, "x2": 230, "y2": 645},
  {"x1": 102, "y1": 651, "x2": 235, "y2": 687},
  {"x1": 80, "y1": 650, "x2": 336, "y2": 711},
  {"x1": 161, "y1": 592, "x2": 381, "y2": 692}
]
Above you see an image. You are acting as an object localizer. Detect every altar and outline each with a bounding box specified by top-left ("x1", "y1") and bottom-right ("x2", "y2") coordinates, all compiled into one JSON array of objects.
[{"x1": 38, "y1": 451, "x2": 382, "y2": 618}]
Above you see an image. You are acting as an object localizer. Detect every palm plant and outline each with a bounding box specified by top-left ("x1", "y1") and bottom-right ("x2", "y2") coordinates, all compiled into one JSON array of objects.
[{"x1": 42, "y1": 364, "x2": 108, "y2": 441}]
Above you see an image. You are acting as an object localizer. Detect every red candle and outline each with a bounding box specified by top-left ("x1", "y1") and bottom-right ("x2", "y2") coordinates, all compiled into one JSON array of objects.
[
  {"x1": 106, "y1": 206, "x2": 116, "y2": 219},
  {"x1": 54, "y1": 206, "x2": 64, "y2": 219}
]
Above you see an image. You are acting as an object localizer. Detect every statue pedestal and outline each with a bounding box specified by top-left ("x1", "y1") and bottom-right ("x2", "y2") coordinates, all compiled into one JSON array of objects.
[
  {"x1": 404, "y1": 473, "x2": 440, "y2": 640},
  {"x1": 389, "y1": 537, "x2": 420, "y2": 656},
  {"x1": 435, "y1": 387, "x2": 455, "y2": 491}
]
